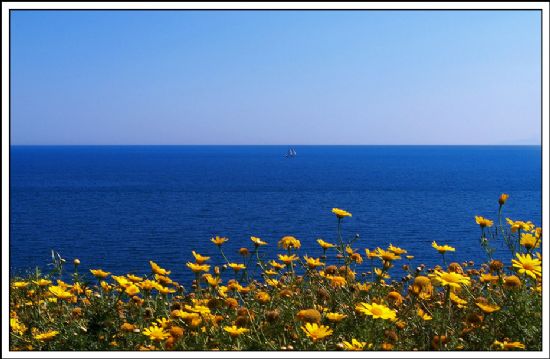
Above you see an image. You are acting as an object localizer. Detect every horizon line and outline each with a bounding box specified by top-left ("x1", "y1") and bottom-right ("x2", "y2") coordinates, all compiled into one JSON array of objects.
[{"x1": 9, "y1": 144, "x2": 542, "y2": 147}]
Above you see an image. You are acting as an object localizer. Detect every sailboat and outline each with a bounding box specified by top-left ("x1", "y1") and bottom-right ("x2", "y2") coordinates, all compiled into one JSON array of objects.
[{"x1": 285, "y1": 147, "x2": 297, "y2": 158}]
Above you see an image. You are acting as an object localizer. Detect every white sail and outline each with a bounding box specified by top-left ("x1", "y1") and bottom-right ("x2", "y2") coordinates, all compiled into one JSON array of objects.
[{"x1": 285, "y1": 147, "x2": 296, "y2": 157}]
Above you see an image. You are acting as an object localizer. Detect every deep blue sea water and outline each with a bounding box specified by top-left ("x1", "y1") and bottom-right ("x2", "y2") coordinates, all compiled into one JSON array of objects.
[{"x1": 10, "y1": 146, "x2": 542, "y2": 284}]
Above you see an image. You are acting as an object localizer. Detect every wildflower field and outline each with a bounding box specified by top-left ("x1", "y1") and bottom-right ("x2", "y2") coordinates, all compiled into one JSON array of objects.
[{"x1": 9, "y1": 194, "x2": 542, "y2": 351}]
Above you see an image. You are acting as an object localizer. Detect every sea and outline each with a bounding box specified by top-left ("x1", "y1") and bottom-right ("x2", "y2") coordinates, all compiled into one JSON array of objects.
[{"x1": 9, "y1": 145, "x2": 542, "y2": 284}]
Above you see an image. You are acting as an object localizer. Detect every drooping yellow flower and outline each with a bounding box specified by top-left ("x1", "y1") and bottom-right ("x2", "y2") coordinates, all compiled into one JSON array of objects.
[
  {"x1": 317, "y1": 239, "x2": 335, "y2": 249},
  {"x1": 33, "y1": 279, "x2": 52, "y2": 287},
  {"x1": 12, "y1": 281, "x2": 29, "y2": 289},
  {"x1": 355, "y1": 302, "x2": 397, "y2": 321},
  {"x1": 149, "y1": 261, "x2": 171, "y2": 276},
  {"x1": 137, "y1": 279, "x2": 160, "y2": 291},
  {"x1": 155, "y1": 274, "x2": 173, "y2": 286},
  {"x1": 111, "y1": 275, "x2": 131, "y2": 288},
  {"x1": 493, "y1": 340, "x2": 526, "y2": 350},
  {"x1": 211, "y1": 236, "x2": 228, "y2": 246},
  {"x1": 503, "y1": 275, "x2": 522, "y2": 289},
  {"x1": 265, "y1": 278, "x2": 279, "y2": 287},
  {"x1": 450, "y1": 292, "x2": 467, "y2": 308},
  {"x1": 226, "y1": 280, "x2": 241, "y2": 292},
  {"x1": 48, "y1": 285, "x2": 74, "y2": 300},
  {"x1": 192, "y1": 251, "x2": 210, "y2": 264},
  {"x1": 255, "y1": 291, "x2": 271, "y2": 304},
  {"x1": 329, "y1": 275, "x2": 347, "y2": 288},
  {"x1": 124, "y1": 284, "x2": 140, "y2": 296},
  {"x1": 278, "y1": 254, "x2": 298, "y2": 265},
  {"x1": 173, "y1": 310, "x2": 200, "y2": 321},
  {"x1": 475, "y1": 216, "x2": 493, "y2": 228},
  {"x1": 355, "y1": 282, "x2": 372, "y2": 292},
  {"x1": 498, "y1": 193, "x2": 509, "y2": 206},
  {"x1": 388, "y1": 244, "x2": 407, "y2": 255},
  {"x1": 142, "y1": 324, "x2": 170, "y2": 341},
  {"x1": 227, "y1": 263, "x2": 246, "y2": 272},
  {"x1": 33, "y1": 330, "x2": 59, "y2": 341},
  {"x1": 184, "y1": 303, "x2": 211, "y2": 315},
  {"x1": 476, "y1": 302, "x2": 500, "y2": 314},
  {"x1": 237, "y1": 285, "x2": 252, "y2": 295},
  {"x1": 90, "y1": 269, "x2": 111, "y2": 279},
  {"x1": 186, "y1": 262, "x2": 210, "y2": 273},
  {"x1": 480, "y1": 273, "x2": 499, "y2": 284},
  {"x1": 520, "y1": 233, "x2": 539, "y2": 249},
  {"x1": 224, "y1": 325, "x2": 249, "y2": 337},
  {"x1": 386, "y1": 291, "x2": 403, "y2": 306},
  {"x1": 250, "y1": 236, "x2": 267, "y2": 246},
  {"x1": 326, "y1": 312, "x2": 347, "y2": 322},
  {"x1": 269, "y1": 260, "x2": 285, "y2": 270},
  {"x1": 350, "y1": 252, "x2": 363, "y2": 264},
  {"x1": 301, "y1": 322, "x2": 333, "y2": 341},
  {"x1": 342, "y1": 338, "x2": 369, "y2": 351},
  {"x1": 332, "y1": 208, "x2": 352, "y2": 218},
  {"x1": 512, "y1": 253, "x2": 541, "y2": 279},
  {"x1": 126, "y1": 274, "x2": 143, "y2": 283},
  {"x1": 100, "y1": 281, "x2": 112, "y2": 292},
  {"x1": 375, "y1": 248, "x2": 401, "y2": 261},
  {"x1": 278, "y1": 236, "x2": 301, "y2": 250},
  {"x1": 296, "y1": 309, "x2": 322, "y2": 323},
  {"x1": 506, "y1": 218, "x2": 534, "y2": 233},
  {"x1": 431, "y1": 241, "x2": 455, "y2": 254},
  {"x1": 365, "y1": 249, "x2": 379, "y2": 259},
  {"x1": 56, "y1": 279, "x2": 70, "y2": 289},
  {"x1": 430, "y1": 270, "x2": 471, "y2": 289},
  {"x1": 203, "y1": 273, "x2": 222, "y2": 287},
  {"x1": 409, "y1": 276, "x2": 433, "y2": 299},
  {"x1": 157, "y1": 285, "x2": 176, "y2": 295},
  {"x1": 417, "y1": 307, "x2": 432, "y2": 321},
  {"x1": 304, "y1": 256, "x2": 323, "y2": 269},
  {"x1": 374, "y1": 268, "x2": 390, "y2": 279},
  {"x1": 263, "y1": 269, "x2": 278, "y2": 276}
]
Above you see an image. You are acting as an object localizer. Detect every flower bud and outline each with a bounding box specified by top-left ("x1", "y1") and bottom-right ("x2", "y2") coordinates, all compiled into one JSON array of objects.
[
  {"x1": 498, "y1": 193, "x2": 509, "y2": 206},
  {"x1": 239, "y1": 248, "x2": 250, "y2": 256}
]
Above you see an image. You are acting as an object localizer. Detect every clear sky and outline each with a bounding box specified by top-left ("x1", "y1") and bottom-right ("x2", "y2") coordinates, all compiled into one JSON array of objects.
[{"x1": 10, "y1": 10, "x2": 541, "y2": 145}]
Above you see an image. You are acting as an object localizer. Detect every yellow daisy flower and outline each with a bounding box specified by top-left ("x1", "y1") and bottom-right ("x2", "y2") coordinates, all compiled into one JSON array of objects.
[
  {"x1": 429, "y1": 270, "x2": 471, "y2": 289},
  {"x1": 90, "y1": 269, "x2": 111, "y2": 279},
  {"x1": 192, "y1": 251, "x2": 210, "y2": 264},
  {"x1": 431, "y1": 241, "x2": 455, "y2": 254},
  {"x1": 475, "y1": 216, "x2": 494, "y2": 228},
  {"x1": 250, "y1": 236, "x2": 267, "y2": 246},
  {"x1": 227, "y1": 263, "x2": 246, "y2": 272},
  {"x1": 186, "y1": 262, "x2": 210, "y2": 273},
  {"x1": 332, "y1": 208, "x2": 352, "y2": 218},
  {"x1": 224, "y1": 325, "x2": 249, "y2": 337},
  {"x1": 512, "y1": 253, "x2": 542, "y2": 279},
  {"x1": 211, "y1": 236, "x2": 228, "y2": 246},
  {"x1": 142, "y1": 324, "x2": 169, "y2": 341},
  {"x1": 326, "y1": 312, "x2": 347, "y2": 322},
  {"x1": 301, "y1": 322, "x2": 333, "y2": 341},
  {"x1": 355, "y1": 302, "x2": 397, "y2": 321},
  {"x1": 342, "y1": 338, "x2": 369, "y2": 351},
  {"x1": 278, "y1": 236, "x2": 301, "y2": 250},
  {"x1": 317, "y1": 239, "x2": 335, "y2": 249}
]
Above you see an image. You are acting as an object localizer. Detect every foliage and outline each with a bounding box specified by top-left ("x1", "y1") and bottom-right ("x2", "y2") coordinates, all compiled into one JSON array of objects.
[{"x1": 9, "y1": 196, "x2": 542, "y2": 351}]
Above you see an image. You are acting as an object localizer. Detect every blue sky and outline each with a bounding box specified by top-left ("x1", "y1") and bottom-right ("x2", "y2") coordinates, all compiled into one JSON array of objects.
[{"x1": 10, "y1": 10, "x2": 541, "y2": 145}]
